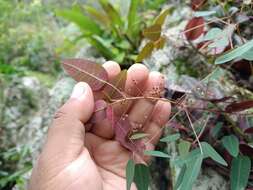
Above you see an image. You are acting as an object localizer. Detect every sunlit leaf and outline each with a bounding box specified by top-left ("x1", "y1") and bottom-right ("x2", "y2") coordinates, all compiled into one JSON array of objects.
[
  {"x1": 194, "y1": 10, "x2": 216, "y2": 17},
  {"x1": 126, "y1": 159, "x2": 135, "y2": 190},
  {"x1": 230, "y1": 156, "x2": 251, "y2": 190},
  {"x1": 127, "y1": 0, "x2": 140, "y2": 31},
  {"x1": 84, "y1": 5, "x2": 110, "y2": 27},
  {"x1": 215, "y1": 39, "x2": 253, "y2": 64},
  {"x1": 143, "y1": 25, "x2": 161, "y2": 41},
  {"x1": 241, "y1": 48, "x2": 253, "y2": 60},
  {"x1": 160, "y1": 133, "x2": 180, "y2": 143},
  {"x1": 136, "y1": 42, "x2": 154, "y2": 62},
  {"x1": 99, "y1": 0, "x2": 123, "y2": 27},
  {"x1": 178, "y1": 155, "x2": 203, "y2": 190},
  {"x1": 184, "y1": 17, "x2": 205, "y2": 41},
  {"x1": 221, "y1": 135, "x2": 239, "y2": 157},
  {"x1": 154, "y1": 36, "x2": 166, "y2": 49},
  {"x1": 134, "y1": 164, "x2": 150, "y2": 190},
  {"x1": 62, "y1": 59, "x2": 108, "y2": 91},
  {"x1": 201, "y1": 142, "x2": 228, "y2": 166},
  {"x1": 154, "y1": 7, "x2": 173, "y2": 26},
  {"x1": 130, "y1": 133, "x2": 149, "y2": 140},
  {"x1": 56, "y1": 8, "x2": 102, "y2": 35},
  {"x1": 144, "y1": 150, "x2": 170, "y2": 158}
]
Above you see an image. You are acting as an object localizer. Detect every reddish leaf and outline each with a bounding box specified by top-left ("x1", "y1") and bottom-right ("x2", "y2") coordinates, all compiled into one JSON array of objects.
[
  {"x1": 107, "y1": 106, "x2": 145, "y2": 154},
  {"x1": 225, "y1": 100, "x2": 253, "y2": 113},
  {"x1": 244, "y1": 127, "x2": 253, "y2": 134},
  {"x1": 89, "y1": 100, "x2": 107, "y2": 124},
  {"x1": 103, "y1": 70, "x2": 127, "y2": 100},
  {"x1": 240, "y1": 143, "x2": 253, "y2": 158},
  {"x1": 184, "y1": 17, "x2": 205, "y2": 41},
  {"x1": 191, "y1": 0, "x2": 206, "y2": 10},
  {"x1": 62, "y1": 59, "x2": 108, "y2": 91}
]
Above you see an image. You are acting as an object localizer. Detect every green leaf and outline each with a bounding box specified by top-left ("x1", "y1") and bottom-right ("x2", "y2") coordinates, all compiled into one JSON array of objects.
[
  {"x1": 143, "y1": 25, "x2": 161, "y2": 41},
  {"x1": 160, "y1": 133, "x2": 180, "y2": 143},
  {"x1": 154, "y1": 7, "x2": 173, "y2": 26},
  {"x1": 83, "y1": 5, "x2": 110, "y2": 28},
  {"x1": 136, "y1": 42, "x2": 154, "y2": 62},
  {"x1": 194, "y1": 10, "x2": 216, "y2": 17},
  {"x1": 56, "y1": 8, "x2": 102, "y2": 35},
  {"x1": 144, "y1": 150, "x2": 170, "y2": 158},
  {"x1": 99, "y1": 0, "x2": 123, "y2": 27},
  {"x1": 174, "y1": 164, "x2": 186, "y2": 189},
  {"x1": 127, "y1": 0, "x2": 140, "y2": 30},
  {"x1": 210, "y1": 122, "x2": 223, "y2": 138},
  {"x1": 215, "y1": 39, "x2": 253, "y2": 64},
  {"x1": 178, "y1": 140, "x2": 191, "y2": 157},
  {"x1": 126, "y1": 159, "x2": 135, "y2": 190},
  {"x1": 230, "y1": 156, "x2": 251, "y2": 190},
  {"x1": 134, "y1": 164, "x2": 150, "y2": 190},
  {"x1": 173, "y1": 148, "x2": 201, "y2": 167},
  {"x1": 201, "y1": 142, "x2": 228, "y2": 166},
  {"x1": 130, "y1": 133, "x2": 149, "y2": 140},
  {"x1": 221, "y1": 135, "x2": 239, "y2": 157},
  {"x1": 241, "y1": 48, "x2": 253, "y2": 61},
  {"x1": 178, "y1": 155, "x2": 203, "y2": 190}
]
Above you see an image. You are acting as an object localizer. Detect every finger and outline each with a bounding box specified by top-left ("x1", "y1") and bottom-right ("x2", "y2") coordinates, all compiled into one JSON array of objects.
[
  {"x1": 92, "y1": 64, "x2": 149, "y2": 139},
  {"x1": 43, "y1": 82, "x2": 94, "y2": 163},
  {"x1": 144, "y1": 100, "x2": 171, "y2": 145},
  {"x1": 128, "y1": 71, "x2": 165, "y2": 130}
]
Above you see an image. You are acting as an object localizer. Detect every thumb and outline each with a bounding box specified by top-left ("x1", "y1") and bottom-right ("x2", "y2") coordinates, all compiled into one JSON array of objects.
[{"x1": 42, "y1": 82, "x2": 94, "y2": 162}]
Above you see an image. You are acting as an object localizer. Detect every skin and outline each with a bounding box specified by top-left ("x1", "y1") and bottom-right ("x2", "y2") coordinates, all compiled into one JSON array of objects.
[{"x1": 29, "y1": 61, "x2": 171, "y2": 190}]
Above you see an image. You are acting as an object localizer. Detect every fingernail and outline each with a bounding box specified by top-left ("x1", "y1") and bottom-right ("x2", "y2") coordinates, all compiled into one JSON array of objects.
[{"x1": 71, "y1": 82, "x2": 86, "y2": 99}]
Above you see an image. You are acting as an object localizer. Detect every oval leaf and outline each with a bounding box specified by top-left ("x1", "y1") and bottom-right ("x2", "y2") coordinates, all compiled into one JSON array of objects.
[
  {"x1": 221, "y1": 135, "x2": 239, "y2": 157},
  {"x1": 130, "y1": 133, "x2": 149, "y2": 140},
  {"x1": 230, "y1": 156, "x2": 251, "y2": 190},
  {"x1": 62, "y1": 59, "x2": 108, "y2": 91},
  {"x1": 184, "y1": 17, "x2": 205, "y2": 41}
]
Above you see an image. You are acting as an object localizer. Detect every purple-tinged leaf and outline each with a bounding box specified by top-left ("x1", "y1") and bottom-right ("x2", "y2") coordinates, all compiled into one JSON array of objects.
[
  {"x1": 244, "y1": 127, "x2": 253, "y2": 134},
  {"x1": 240, "y1": 143, "x2": 253, "y2": 158},
  {"x1": 62, "y1": 58, "x2": 108, "y2": 91},
  {"x1": 184, "y1": 17, "x2": 205, "y2": 41},
  {"x1": 103, "y1": 70, "x2": 127, "y2": 100},
  {"x1": 225, "y1": 100, "x2": 253, "y2": 113},
  {"x1": 89, "y1": 100, "x2": 107, "y2": 124}
]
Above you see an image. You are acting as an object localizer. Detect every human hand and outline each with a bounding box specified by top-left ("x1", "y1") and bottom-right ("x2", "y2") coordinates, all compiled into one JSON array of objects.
[{"x1": 29, "y1": 61, "x2": 171, "y2": 190}]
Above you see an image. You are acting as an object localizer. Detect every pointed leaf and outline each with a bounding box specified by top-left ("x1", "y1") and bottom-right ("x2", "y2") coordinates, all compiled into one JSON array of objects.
[
  {"x1": 221, "y1": 135, "x2": 239, "y2": 157},
  {"x1": 178, "y1": 155, "x2": 203, "y2": 190},
  {"x1": 62, "y1": 59, "x2": 108, "y2": 91},
  {"x1": 160, "y1": 133, "x2": 180, "y2": 143},
  {"x1": 144, "y1": 150, "x2": 170, "y2": 158},
  {"x1": 56, "y1": 8, "x2": 102, "y2": 35},
  {"x1": 134, "y1": 164, "x2": 150, "y2": 190},
  {"x1": 154, "y1": 36, "x2": 166, "y2": 49},
  {"x1": 184, "y1": 17, "x2": 205, "y2": 41},
  {"x1": 136, "y1": 42, "x2": 154, "y2": 62},
  {"x1": 178, "y1": 140, "x2": 191, "y2": 156},
  {"x1": 201, "y1": 142, "x2": 228, "y2": 166},
  {"x1": 241, "y1": 48, "x2": 253, "y2": 60},
  {"x1": 230, "y1": 156, "x2": 251, "y2": 190},
  {"x1": 143, "y1": 25, "x2": 161, "y2": 41},
  {"x1": 225, "y1": 100, "x2": 253, "y2": 113},
  {"x1": 174, "y1": 164, "x2": 186, "y2": 189},
  {"x1": 154, "y1": 7, "x2": 173, "y2": 26},
  {"x1": 126, "y1": 159, "x2": 135, "y2": 190},
  {"x1": 215, "y1": 39, "x2": 253, "y2": 64},
  {"x1": 130, "y1": 133, "x2": 149, "y2": 140},
  {"x1": 127, "y1": 0, "x2": 140, "y2": 30},
  {"x1": 84, "y1": 5, "x2": 110, "y2": 27}
]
